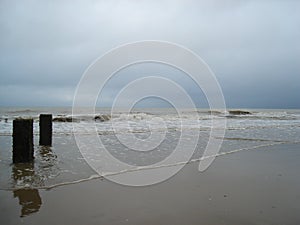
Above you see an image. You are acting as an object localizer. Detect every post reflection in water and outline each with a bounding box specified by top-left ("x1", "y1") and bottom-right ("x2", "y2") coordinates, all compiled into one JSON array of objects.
[
  {"x1": 38, "y1": 145, "x2": 57, "y2": 164},
  {"x1": 12, "y1": 163, "x2": 42, "y2": 217},
  {"x1": 13, "y1": 189, "x2": 42, "y2": 217},
  {"x1": 11, "y1": 145, "x2": 58, "y2": 217}
]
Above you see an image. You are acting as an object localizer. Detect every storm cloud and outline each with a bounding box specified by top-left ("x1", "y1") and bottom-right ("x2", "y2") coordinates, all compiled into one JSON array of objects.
[{"x1": 0, "y1": 0, "x2": 299, "y2": 108}]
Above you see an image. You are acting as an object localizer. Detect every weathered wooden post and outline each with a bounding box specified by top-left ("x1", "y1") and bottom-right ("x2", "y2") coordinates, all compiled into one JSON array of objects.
[
  {"x1": 13, "y1": 118, "x2": 34, "y2": 163},
  {"x1": 39, "y1": 114, "x2": 52, "y2": 146}
]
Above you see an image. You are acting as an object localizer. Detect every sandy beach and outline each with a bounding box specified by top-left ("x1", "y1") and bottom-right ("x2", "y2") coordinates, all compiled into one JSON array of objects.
[{"x1": 1, "y1": 140, "x2": 300, "y2": 225}]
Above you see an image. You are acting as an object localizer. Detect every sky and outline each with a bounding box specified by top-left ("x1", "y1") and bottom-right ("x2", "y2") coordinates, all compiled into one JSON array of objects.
[{"x1": 0, "y1": 0, "x2": 299, "y2": 108}]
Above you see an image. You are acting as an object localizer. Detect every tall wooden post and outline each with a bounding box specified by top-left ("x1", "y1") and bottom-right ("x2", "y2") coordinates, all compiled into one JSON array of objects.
[
  {"x1": 13, "y1": 118, "x2": 34, "y2": 163},
  {"x1": 39, "y1": 114, "x2": 52, "y2": 146}
]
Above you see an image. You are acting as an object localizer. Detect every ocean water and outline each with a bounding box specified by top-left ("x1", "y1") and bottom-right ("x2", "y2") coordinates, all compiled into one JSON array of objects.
[{"x1": 0, "y1": 107, "x2": 300, "y2": 191}]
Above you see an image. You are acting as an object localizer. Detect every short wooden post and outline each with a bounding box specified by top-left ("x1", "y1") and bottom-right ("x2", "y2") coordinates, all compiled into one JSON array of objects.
[
  {"x1": 39, "y1": 114, "x2": 52, "y2": 146},
  {"x1": 13, "y1": 118, "x2": 34, "y2": 163}
]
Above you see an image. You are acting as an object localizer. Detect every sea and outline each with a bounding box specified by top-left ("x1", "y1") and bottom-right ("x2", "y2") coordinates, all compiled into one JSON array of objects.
[{"x1": 1, "y1": 107, "x2": 300, "y2": 191}]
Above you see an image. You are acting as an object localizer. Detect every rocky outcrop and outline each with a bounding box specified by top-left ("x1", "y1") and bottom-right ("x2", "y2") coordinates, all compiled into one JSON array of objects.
[
  {"x1": 229, "y1": 110, "x2": 251, "y2": 115},
  {"x1": 53, "y1": 117, "x2": 75, "y2": 122},
  {"x1": 94, "y1": 115, "x2": 111, "y2": 122}
]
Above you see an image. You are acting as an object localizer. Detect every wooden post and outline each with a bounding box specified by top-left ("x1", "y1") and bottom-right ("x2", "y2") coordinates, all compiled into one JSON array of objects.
[
  {"x1": 39, "y1": 114, "x2": 52, "y2": 146},
  {"x1": 13, "y1": 118, "x2": 34, "y2": 163}
]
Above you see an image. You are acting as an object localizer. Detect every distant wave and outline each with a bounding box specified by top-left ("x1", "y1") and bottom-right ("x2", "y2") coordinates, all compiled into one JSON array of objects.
[{"x1": 6, "y1": 109, "x2": 39, "y2": 114}]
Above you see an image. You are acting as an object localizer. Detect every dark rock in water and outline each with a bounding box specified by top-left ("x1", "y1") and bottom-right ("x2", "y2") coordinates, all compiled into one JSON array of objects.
[
  {"x1": 229, "y1": 110, "x2": 251, "y2": 115},
  {"x1": 5, "y1": 118, "x2": 8, "y2": 123},
  {"x1": 53, "y1": 117, "x2": 75, "y2": 122},
  {"x1": 94, "y1": 115, "x2": 111, "y2": 122}
]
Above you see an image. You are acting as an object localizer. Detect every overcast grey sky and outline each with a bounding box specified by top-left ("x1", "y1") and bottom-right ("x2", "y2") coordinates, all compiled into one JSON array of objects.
[{"x1": 0, "y1": 0, "x2": 299, "y2": 108}]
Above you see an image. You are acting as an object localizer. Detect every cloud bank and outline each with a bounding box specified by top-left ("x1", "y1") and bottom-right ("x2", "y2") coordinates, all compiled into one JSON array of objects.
[{"x1": 0, "y1": 0, "x2": 299, "y2": 108}]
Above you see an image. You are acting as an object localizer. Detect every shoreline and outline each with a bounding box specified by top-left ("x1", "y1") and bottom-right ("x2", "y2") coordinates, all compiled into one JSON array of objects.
[{"x1": 1, "y1": 142, "x2": 300, "y2": 224}]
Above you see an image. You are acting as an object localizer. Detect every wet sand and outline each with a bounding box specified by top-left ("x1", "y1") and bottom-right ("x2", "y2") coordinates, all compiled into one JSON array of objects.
[{"x1": 1, "y1": 143, "x2": 300, "y2": 225}]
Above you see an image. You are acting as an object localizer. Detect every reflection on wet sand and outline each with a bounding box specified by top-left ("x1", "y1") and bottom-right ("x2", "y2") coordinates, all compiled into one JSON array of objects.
[
  {"x1": 13, "y1": 189, "x2": 42, "y2": 217},
  {"x1": 11, "y1": 146, "x2": 57, "y2": 217},
  {"x1": 38, "y1": 145, "x2": 57, "y2": 164},
  {"x1": 12, "y1": 163, "x2": 42, "y2": 217}
]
